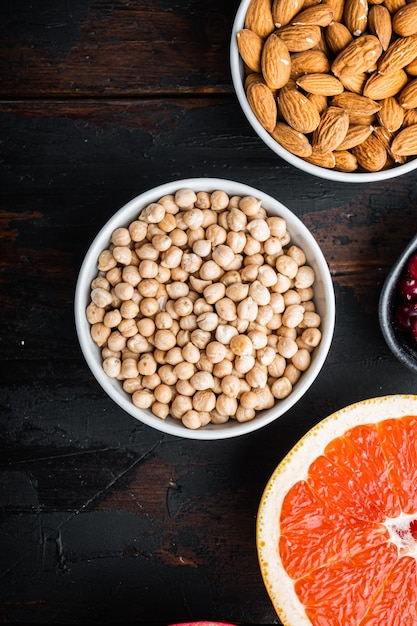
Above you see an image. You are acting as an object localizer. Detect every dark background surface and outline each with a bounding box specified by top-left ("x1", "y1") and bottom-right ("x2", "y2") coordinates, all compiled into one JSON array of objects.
[{"x1": 2, "y1": 1, "x2": 417, "y2": 624}]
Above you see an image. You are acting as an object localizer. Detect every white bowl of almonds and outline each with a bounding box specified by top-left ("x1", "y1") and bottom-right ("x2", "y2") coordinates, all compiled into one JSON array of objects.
[
  {"x1": 231, "y1": 0, "x2": 417, "y2": 182},
  {"x1": 75, "y1": 178, "x2": 335, "y2": 439}
]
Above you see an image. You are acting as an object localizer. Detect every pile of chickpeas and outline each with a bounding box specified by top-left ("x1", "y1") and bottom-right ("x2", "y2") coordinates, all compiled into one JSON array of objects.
[{"x1": 86, "y1": 188, "x2": 322, "y2": 430}]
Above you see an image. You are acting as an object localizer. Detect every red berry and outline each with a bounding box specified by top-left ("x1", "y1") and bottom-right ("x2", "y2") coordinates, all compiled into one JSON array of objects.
[
  {"x1": 407, "y1": 253, "x2": 417, "y2": 280},
  {"x1": 394, "y1": 303, "x2": 417, "y2": 332},
  {"x1": 398, "y1": 275, "x2": 417, "y2": 301}
]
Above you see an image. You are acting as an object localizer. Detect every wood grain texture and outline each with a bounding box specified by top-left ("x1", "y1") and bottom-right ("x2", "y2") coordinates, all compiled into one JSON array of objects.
[{"x1": 2, "y1": 1, "x2": 417, "y2": 625}]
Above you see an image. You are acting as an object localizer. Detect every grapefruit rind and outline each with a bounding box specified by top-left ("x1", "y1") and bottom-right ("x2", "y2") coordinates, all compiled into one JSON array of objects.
[{"x1": 256, "y1": 394, "x2": 417, "y2": 626}]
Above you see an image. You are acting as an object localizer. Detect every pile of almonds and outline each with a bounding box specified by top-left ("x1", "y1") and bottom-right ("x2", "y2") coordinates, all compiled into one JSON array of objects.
[{"x1": 237, "y1": 0, "x2": 417, "y2": 172}]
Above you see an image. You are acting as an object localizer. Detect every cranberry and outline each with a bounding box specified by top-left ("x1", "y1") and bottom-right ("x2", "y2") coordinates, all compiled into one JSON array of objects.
[
  {"x1": 394, "y1": 303, "x2": 417, "y2": 332},
  {"x1": 398, "y1": 275, "x2": 417, "y2": 302},
  {"x1": 407, "y1": 253, "x2": 417, "y2": 280}
]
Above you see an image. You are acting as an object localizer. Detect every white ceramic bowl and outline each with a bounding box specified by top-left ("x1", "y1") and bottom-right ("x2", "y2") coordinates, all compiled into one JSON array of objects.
[
  {"x1": 74, "y1": 178, "x2": 335, "y2": 440},
  {"x1": 230, "y1": 0, "x2": 417, "y2": 183}
]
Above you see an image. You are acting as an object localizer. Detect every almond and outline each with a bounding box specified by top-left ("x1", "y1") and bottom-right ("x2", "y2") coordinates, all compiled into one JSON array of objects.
[
  {"x1": 291, "y1": 4, "x2": 335, "y2": 27},
  {"x1": 398, "y1": 78, "x2": 417, "y2": 109},
  {"x1": 406, "y1": 56, "x2": 417, "y2": 76},
  {"x1": 324, "y1": 0, "x2": 345, "y2": 23},
  {"x1": 392, "y1": 2, "x2": 417, "y2": 36},
  {"x1": 378, "y1": 36, "x2": 417, "y2": 75},
  {"x1": 325, "y1": 22, "x2": 353, "y2": 56},
  {"x1": 236, "y1": 29, "x2": 263, "y2": 73},
  {"x1": 344, "y1": 0, "x2": 368, "y2": 37},
  {"x1": 245, "y1": 0, "x2": 275, "y2": 38},
  {"x1": 261, "y1": 32, "x2": 292, "y2": 90},
  {"x1": 331, "y1": 92, "x2": 381, "y2": 116},
  {"x1": 338, "y1": 72, "x2": 367, "y2": 95},
  {"x1": 305, "y1": 150, "x2": 336, "y2": 168},
  {"x1": 332, "y1": 35, "x2": 383, "y2": 78},
  {"x1": 384, "y1": 0, "x2": 406, "y2": 14},
  {"x1": 312, "y1": 106, "x2": 349, "y2": 154},
  {"x1": 363, "y1": 69, "x2": 408, "y2": 99},
  {"x1": 246, "y1": 81, "x2": 277, "y2": 133},
  {"x1": 336, "y1": 124, "x2": 374, "y2": 150},
  {"x1": 391, "y1": 123, "x2": 417, "y2": 155},
  {"x1": 368, "y1": 5, "x2": 392, "y2": 51},
  {"x1": 278, "y1": 85, "x2": 321, "y2": 133},
  {"x1": 351, "y1": 134, "x2": 388, "y2": 171},
  {"x1": 271, "y1": 121, "x2": 313, "y2": 157},
  {"x1": 272, "y1": 0, "x2": 304, "y2": 28},
  {"x1": 276, "y1": 24, "x2": 322, "y2": 52},
  {"x1": 403, "y1": 108, "x2": 417, "y2": 127},
  {"x1": 373, "y1": 125, "x2": 407, "y2": 163},
  {"x1": 290, "y1": 50, "x2": 330, "y2": 78},
  {"x1": 334, "y1": 150, "x2": 359, "y2": 172},
  {"x1": 296, "y1": 73, "x2": 344, "y2": 96},
  {"x1": 308, "y1": 92, "x2": 328, "y2": 115},
  {"x1": 377, "y1": 96, "x2": 404, "y2": 132}
]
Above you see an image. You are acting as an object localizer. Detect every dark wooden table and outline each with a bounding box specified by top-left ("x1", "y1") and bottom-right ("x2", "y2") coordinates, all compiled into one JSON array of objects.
[{"x1": 2, "y1": 1, "x2": 417, "y2": 624}]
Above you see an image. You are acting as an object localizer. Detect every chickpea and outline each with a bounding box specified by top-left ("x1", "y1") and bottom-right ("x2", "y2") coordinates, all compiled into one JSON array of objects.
[
  {"x1": 171, "y1": 394, "x2": 193, "y2": 418},
  {"x1": 154, "y1": 329, "x2": 177, "y2": 351},
  {"x1": 195, "y1": 191, "x2": 211, "y2": 209},
  {"x1": 213, "y1": 359, "x2": 233, "y2": 378},
  {"x1": 114, "y1": 282, "x2": 134, "y2": 301},
  {"x1": 284, "y1": 363, "x2": 302, "y2": 385},
  {"x1": 140, "y1": 297, "x2": 159, "y2": 317},
  {"x1": 190, "y1": 371, "x2": 214, "y2": 391},
  {"x1": 91, "y1": 275, "x2": 110, "y2": 291},
  {"x1": 268, "y1": 354, "x2": 286, "y2": 378},
  {"x1": 240, "y1": 264, "x2": 259, "y2": 282},
  {"x1": 152, "y1": 402, "x2": 170, "y2": 419},
  {"x1": 197, "y1": 353, "x2": 214, "y2": 373},
  {"x1": 301, "y1": 327, "x2": 322, "y2": 348},
  {"x1": 256, "y1": 345, "x2": 276, "y2": 367},
  {"x1": 138, "y1": 354, "x2": 157, "y2": 376},
  {"x1": 203, "y1": 283, "x2": 226, "y2": 305},
  {"x1": 236, "y1": 406, "x2": 256, "y2": 422},
  {"x1": 199, "y1": 260, "x2": 223, "y2": 281},
  {"x1": 246, "y1": 365, "x2": 268, "y2": 389},
  {"x1": 210, "y1": 409, "x2": 230, "y2": 424},
  {"x1": 215, "y1": 323, "x2": 238, "y2": 345},
  {"x1": 127, "y1": 334, "x2": 150, "y2": 354},
  {"x1": 121, "y1": 358, "x2": 139, "y2": 379},
  {"x1": 176, "y1": 379, "x2": 195, "y2": 396},
  {"x1": 192, "y1": 390, "x2": 216, "y2": 412},
  {"x1": 91, "y1": 287, "x2": 113, "y2": 308},
  {"x1": 206, "y1": 341, "x2": 227, "y2": 364},
  {"x1": 249, "y1": 281, "x2": 270, "y2": 306},
  {"x1": 182, "y1": 410, "x2": 202, "y2": 430},
  {"x1": 295, "y1": 265, "x2": 315, "y2": 289},
  {"x1": 180, "y1": 314, "x2": 198, "y2": 331},
  {"x1": 103, "y1": 356, "x2": 121, "y2": 378},
  {"x1": 221, "y1": 270, "x2": 242, "y2": 287},
  {"x1": 276, "y1": 255, "x2": 298, "y2": 279},
  {"x1": 193, "y1": 239, "x2": 212, "y2": 257},
  {"x1": 158, "y1": 364, "x2": 178, "y2": 386},
  {"x1": 132, "y1": 389, "x2": 154, "y2": 409},
  {"x1": 220, "y1": 375, "x2": 240, "y2": 398},
  {"x1": 300, "y1": 311, "x2": 321, "y2": 328},
  {"x1": 169, "y1": 227, "x2": 187, "y2": 246},
  {"x1": 173, "y1": 361, "x2": 196, "y2": 380},
  {"x1": 234, "y1": 355, "x2": 255, "y2": 374},
  {"x1": 182, "y1": 342, "x2": 201, "y2": 364},
  {"x1": 237, "y1": 297, "x2": 258, "y2": 322},
  {"x1": 271, "y1": 377, "x2": 292, "y2": 400},
  {"x1": 104, "y1": 309, "x2": 122, "y2": 328},
  {"x1": 282, "y1": 304, "x2": 305, "y2": 328},
  {"x1": 240, "y1": 391, "x2": 258, "y2": 410},
  {"x1": 175, "y1": 188, "x2": 197, "y2": 209},
  {"x1": 120, "y1": 300, "x2": 139, "y2": 319},
  {"x1": 87, "y1": 302, "x2": 105, "y2": 324},
  {"x1": 243, "y1": 235, "x2": 261, "y2": 256},
  {"x1": 112, "y1": 246, "x2": 132, "y2": 266},
  {"x1": 263, "y1": 237, "x2": 282, "y2": 256},
  {"x1": 253, "y1": 386, "x2": 275, "y2": 410},
  {"x1": 98, "y1": 249, "x2": 118, "y2": 272},
  {"x1": 239, "y1": 195, "x2": 262, "y2": 217},
  {"x1": 161, "y1": 246, "x2": 183, "y2": 269},
  {"x1": 197, "y1": 312, "x2": 219, "y2": 332},
  {"x1": 123, "y1": 377, "x2": 143, "y2": 394},
  {"x1": 227, "y1": 230, "x2": 246, "y2": 253},
  {"x1": 129, "y1": 220, "x2": 148, "y2": 242},
  {"x1": 266, "y1": 216, "x2": 287, "y2": 238},
  {"x1": 174, "y1": 297, "x2": 193, "y2": 317},
  {"x1": 216, "y1": 394, "x2": 238, "y2": 417},
  {"x1": 215, "y1": 298, "x2": 237, "y2": 322},
  {"x1": 190, "y1": 328, "x2": 211, "y2": 349},
  {"x1": 209, "y1": 189, "x2": 228, "y2": 210}
]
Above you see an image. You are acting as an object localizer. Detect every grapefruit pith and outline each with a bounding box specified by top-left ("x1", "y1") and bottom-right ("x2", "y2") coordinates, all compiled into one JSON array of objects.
[{"x1": 257, "y1": 395, "x2": 417, "y2": 625}]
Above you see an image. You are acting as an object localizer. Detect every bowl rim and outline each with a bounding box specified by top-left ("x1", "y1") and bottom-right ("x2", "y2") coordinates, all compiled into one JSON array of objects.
[
  {"x1": 74, "y1": 177, "x2": 336, "y2": 440},
  {"x1": 379, "y1": 233, "x2": 417, "y2": 374},
  {"x1": 230, "y1": 0, "x2": 417, "y2": 184}
]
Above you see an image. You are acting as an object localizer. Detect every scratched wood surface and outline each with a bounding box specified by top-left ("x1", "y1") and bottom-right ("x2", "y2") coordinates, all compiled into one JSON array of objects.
[{"x1": 2, "y1": 1, "x2": 417, "y2": 624}]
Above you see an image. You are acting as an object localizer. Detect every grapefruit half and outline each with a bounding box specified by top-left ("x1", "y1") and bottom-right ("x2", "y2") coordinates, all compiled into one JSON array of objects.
[{"x1": 257, "y1": 394, "x2": 417, "y2": 625}]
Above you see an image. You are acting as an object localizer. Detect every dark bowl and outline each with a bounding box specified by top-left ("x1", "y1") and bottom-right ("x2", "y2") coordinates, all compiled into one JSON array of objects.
[{"x1": 379, "y1": 234, "x2": 417, "y2": 374}]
